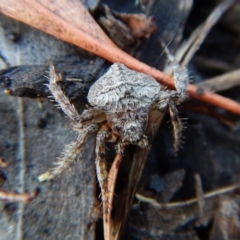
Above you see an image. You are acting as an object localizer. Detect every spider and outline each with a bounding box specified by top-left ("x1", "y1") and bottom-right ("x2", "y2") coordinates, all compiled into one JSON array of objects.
[{"x1": 38, "y1": 56, "x2": 188, "y2": 216}]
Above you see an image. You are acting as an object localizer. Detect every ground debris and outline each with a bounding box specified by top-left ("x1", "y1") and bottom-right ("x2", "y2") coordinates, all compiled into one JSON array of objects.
[{"x1": 0, "y1": 56, "x2": 108, "y2": 100}]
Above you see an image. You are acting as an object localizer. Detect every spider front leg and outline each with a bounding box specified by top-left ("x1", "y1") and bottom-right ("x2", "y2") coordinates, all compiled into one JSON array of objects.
[
  {"x1": 95, "y1": 129, "x2": 111, "y2": 218},
  {"x1": 156, "y1": 92, "x2": 183, "y2": 153},
  {"x1": 47, "y1": 63, "x2": 80, "y2": 122},
  {"x1": 39, "y1": 64, "x2": 100, "y2": 181},
  {"x1": 160, "y1": 39, "x2": 189, "y2": 98},
  {"x1": 166, "y1": 56, "x2": 188, "y2": 153},
  {"x1": 158, "y1": 41, "x2": 189, "y2": 152},
  {"x1": 168, "y1": 102, "x2": 183, "y2": 153}
]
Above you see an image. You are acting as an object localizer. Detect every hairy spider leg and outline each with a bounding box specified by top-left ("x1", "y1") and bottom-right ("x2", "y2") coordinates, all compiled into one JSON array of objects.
[
  {"x1": 160, "y1": 39, "x2": 189, "y2": 98},
  {"x1": 38, "y1": 124, "x2": 98, "y2": 181},
  {"x1": 39, "y1": 64, "x2": 102, "y2": 181},
  {"x1": 95, "y1": 130, "x2": 111, "y2": 219},
  {"x1": 156, "y1": 90, "x2": 183, "y2": 153},
  {"x1": 168, "y1": 102, "x2": 183, "y2": 153},
  {"x1": 159, "y1": 41, "x2": 189, "y2": 153},
  {"x1": 47, "y1": 63, "x2": 80, "y2": 122}
]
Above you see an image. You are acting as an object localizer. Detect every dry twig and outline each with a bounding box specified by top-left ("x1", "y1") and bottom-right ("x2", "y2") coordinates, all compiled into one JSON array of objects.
[
  {"x1": 196, "y1": 69, "x2": 240, "y2": 92},
  {"x1": 0, "y1": 158, "x2": 39, "y2": 203},
  {"x1": 176, "y1": 0, "x2": 235, "y2": 67},
  {"x1": 136, "y1": 183, "x2": 240, "y2": 208}
]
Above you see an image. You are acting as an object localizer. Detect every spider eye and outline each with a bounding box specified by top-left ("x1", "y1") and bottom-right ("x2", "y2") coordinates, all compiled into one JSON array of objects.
[
  {"x1": 130, "y1": 126, "x2": 135, "y2": 131},
  {"x1": 125, "y1": 91, "x2": 130, "y2": 98}
]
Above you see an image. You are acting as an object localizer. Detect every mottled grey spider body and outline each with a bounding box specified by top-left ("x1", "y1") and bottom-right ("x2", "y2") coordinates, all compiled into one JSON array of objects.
[
  {"x1": 39, "y1": 61, "x2": 188, "y2": 217},
  {"x1": 88, "y1": 63, "x2": 161, "y2": 147}
]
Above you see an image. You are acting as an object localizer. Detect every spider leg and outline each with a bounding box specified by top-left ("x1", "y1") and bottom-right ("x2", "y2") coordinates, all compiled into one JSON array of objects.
[
  {"x1": 156, "y1": 94, "x2": 183, "y2": 153},
  {"x1": 172, "y1": 62, "x2": 189, "y2": 99},
  {"x1": 38, "y1": 124, "x2": 98, "y2": 181},
  {"x1": 157, "y1": 41, "x2": 189, "y2": 153},
  {"x1": 160, "y1": 39, "x2": 189, "y2": 98},
  {"x1": 95, "y1": 130, "x2": 111, "y2": 218},
  {"x1": 168, "y1": 102, "x2": 183, "y2": 154},
  {"x1": 47, "y1": 63, "x2": 80, "y2": 122}
]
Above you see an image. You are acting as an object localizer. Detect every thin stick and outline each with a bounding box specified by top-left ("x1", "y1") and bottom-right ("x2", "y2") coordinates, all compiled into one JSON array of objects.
[
  {"x1": 194, "y1": 174, "x2": 205, "y2": 213},
  {"x1": 0, "y1": 188, "x2": 39, "y2": 203},
  {"x1": 136, "y1": 183, "x2": 240, "y2": 208},
  {"x1": 177, "y1": 0, "x2": 235, "y2": 67},
  {"x1": 196, "y1": 69, "x2": 240, "y2": 92},
  {"x1": 1, "y1": 0, "x2": 240, "y2": 115}
]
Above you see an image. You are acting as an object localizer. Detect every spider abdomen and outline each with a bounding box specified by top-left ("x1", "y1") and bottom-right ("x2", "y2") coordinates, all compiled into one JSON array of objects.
[{"x1": 87, "y1": 63, "x2": 161, "y2": 112}]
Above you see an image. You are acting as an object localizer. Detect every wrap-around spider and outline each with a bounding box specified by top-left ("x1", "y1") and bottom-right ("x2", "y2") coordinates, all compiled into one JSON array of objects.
[{"x1": 39, "y1": 60, "x2": 188, "y2": 217}]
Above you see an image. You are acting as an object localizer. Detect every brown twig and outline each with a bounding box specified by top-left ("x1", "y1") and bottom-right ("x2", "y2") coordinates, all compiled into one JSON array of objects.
[
  {"x1": 1, "y1": 0, "x2": 240, "y2": 115},
  {"x1": 0, "y1": 188, "x2": 39, "y2": 203}
]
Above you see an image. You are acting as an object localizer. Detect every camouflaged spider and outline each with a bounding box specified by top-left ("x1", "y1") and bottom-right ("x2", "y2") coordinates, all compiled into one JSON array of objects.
[{"x1": 39, "y1": 58, "x2": 188, "y2": 214}]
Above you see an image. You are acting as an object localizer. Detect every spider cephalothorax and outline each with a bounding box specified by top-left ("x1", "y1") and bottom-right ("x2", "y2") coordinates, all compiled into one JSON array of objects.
[
  {"x1": 39, "y1": 60, "x2": 188, "y2": 219},
  {"x1": 87, "y1": 63, "x2": 161, "y2": 147}
]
